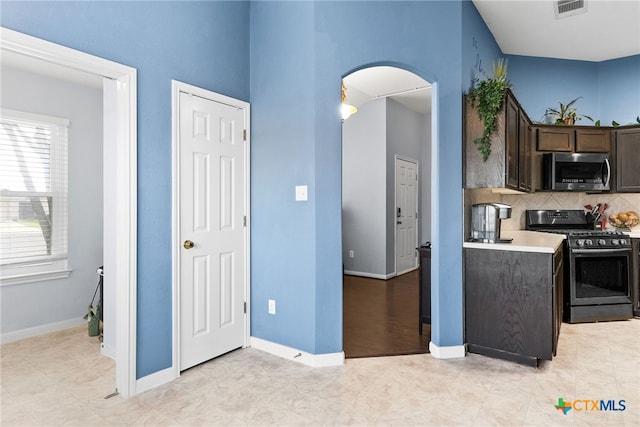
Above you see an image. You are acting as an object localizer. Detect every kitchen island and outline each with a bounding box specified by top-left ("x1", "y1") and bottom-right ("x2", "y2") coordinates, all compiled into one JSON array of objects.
[{"x1": 463, "y1": 230, "x2": 565, "y2": 366}]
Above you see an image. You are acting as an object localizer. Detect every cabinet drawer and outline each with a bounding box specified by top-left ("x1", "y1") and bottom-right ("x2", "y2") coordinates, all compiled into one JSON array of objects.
[
  {"x1": 576, "y1": 129, "x2": 610, "y2": 152},
  {"x1": 537, "y1": 128, "x2": 574, "y2": 151}
]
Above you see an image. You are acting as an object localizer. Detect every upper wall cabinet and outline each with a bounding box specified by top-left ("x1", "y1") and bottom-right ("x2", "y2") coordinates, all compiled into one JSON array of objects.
[
  {"x1": 465, "y1": 89, "x2": 532, "y2": 193},
  {"x1": 576, "y1": 128, "x2": 611, "y2": 152},
  {"x1": 537, "y1": 126, "x2": 574, "y2": 152},
  {"x1": 614, "y1": 126, "x2": 640, "y2": 192},
  {"x1": 536, "y1": 125, "x2": 611, "y2": 153}
]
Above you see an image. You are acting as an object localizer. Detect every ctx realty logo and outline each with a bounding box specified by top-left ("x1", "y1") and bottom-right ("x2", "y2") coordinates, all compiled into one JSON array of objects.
[{"x1": 554, "y1": 397, "x2": 626, "y2": 415}]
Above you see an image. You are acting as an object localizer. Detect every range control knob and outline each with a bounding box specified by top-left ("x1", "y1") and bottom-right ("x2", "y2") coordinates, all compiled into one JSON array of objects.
[
  {"x1": 620, "y1": 239, "x2": 628, "y2": 245},
  {"x1": 576, "y1": 239, "x2": 585, "y2": 247},
  {"x1": 585, "y1": 239, "x2": 593, "y2": 246},
  {"x1": 597, "y1": 239, "x2": 607, "y2": 246},
  {"x1": 612, "y1": 239, "x2": 619, "y2": 245}
]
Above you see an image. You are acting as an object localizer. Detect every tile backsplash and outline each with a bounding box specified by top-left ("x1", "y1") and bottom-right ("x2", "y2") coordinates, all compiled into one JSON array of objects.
[{"x1": 464, "y1": 189, "x2": 640, "y2": 238}]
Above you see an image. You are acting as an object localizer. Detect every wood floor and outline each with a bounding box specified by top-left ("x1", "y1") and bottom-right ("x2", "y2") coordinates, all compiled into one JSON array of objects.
[{"x1": 343, "y1": 270, "x2": 430, "y2": 358}]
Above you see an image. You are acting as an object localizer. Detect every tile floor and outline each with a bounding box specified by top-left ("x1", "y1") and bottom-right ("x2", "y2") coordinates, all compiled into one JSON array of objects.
[{"x1": 1, "y1": 319, "x2": 639, "y2": 426}]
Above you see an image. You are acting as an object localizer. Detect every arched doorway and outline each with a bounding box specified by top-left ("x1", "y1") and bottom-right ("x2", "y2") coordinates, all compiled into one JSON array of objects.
[{"x1": 341, "y1": 65, "x2": 433, "y2": 358}]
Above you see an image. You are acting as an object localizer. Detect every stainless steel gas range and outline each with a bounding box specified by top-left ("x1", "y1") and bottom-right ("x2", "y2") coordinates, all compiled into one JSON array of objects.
[{"x1": 526, "y1": 210, "x2": 633, "y2": 323}]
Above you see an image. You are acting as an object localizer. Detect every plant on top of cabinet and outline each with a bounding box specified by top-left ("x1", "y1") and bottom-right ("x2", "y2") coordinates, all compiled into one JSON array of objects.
[
  {"x1": 543, "y1": 97, "x2": 594, "y2": 126},
  {"x1": 467, "y1": 58, "x2": 512, "y2": 161},
  {"x1": 611, "y1": 116, "x2": 640, "y2": 127}
]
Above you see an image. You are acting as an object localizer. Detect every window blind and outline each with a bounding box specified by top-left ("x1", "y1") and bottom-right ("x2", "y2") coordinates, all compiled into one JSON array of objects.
[{"x1": 0, "y1": 109, "x2": 69, "y2": 269}]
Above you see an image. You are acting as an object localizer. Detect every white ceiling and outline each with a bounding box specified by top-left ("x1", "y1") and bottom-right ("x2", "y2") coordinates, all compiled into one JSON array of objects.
[
  {"x1": 343, "y1": 66, "x2": 432, "y2": 115},
  {"x1": 473, "y1": 0, "x2": 640, "y2": 62}
]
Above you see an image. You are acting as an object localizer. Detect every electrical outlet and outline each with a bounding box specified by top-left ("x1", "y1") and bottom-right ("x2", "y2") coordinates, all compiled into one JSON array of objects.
[
  {"x1": 349, "y1": 250, "x2": 354, "y2": 258},
  {"x1": 268, "y1": 299, "x2": 276, "y2": 315},
  {"x1": 295, "y1": 185, "x2": 308, "y2": 201}
]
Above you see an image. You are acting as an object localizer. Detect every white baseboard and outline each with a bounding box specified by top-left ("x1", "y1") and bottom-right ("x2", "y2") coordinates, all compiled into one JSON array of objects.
[
  {"x1": 429, "y1": 341, "x2": 466, "y2": 359},
  {"x1": 250, "y1": 336, "x2": 344, "y2": 367},
  {"x1": 344, "y1": 270, "x2": 394, "y2": 280},
  {"x1": 396, "y1": 266, "x2": 419, "y2": 276},
  {"x1": 135, "y1": 366, "x2": 178, "y2": 395},
  {"x1": 0, "y1": 318, "x2": 86, "y2": 344},
  {"x1": 101, "y1": 342, "x2": 116, "y2": 360}
]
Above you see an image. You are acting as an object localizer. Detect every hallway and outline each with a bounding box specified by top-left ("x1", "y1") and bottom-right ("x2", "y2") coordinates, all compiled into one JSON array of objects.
[{"x1": 343, "y1": 270, "x2": 430, "y2": 358}]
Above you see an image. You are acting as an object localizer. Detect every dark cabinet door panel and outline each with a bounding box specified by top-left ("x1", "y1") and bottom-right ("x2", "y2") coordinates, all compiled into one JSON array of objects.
[
  {"x1": 465, "y1": 249, "x2": 553, "y2": 364},
  {"x1": 615, "y1": 127, "x2": 640, "y2": 192},
  {"x1": 576, "y1": 128, "x2": 611, "y2": 153}
]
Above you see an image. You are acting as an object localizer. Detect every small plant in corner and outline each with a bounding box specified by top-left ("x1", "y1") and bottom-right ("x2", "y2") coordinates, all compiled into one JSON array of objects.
[
  {"x1": 467, "y1": 58, "x2": 512, "y2": 161},
  {"x1": 544, "y1": 97, "x2": 593, "y2": 125}
]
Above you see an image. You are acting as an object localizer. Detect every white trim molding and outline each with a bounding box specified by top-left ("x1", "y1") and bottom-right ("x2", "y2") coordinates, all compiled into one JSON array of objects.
[
  {"x1": 1, "y1": 27, "x2": 138, "y2": 398},
  {"x1": 135, "y1": 366, "x2": 179, "y2": 395},
  {"x1": 343, "y1": 270, "x2": 395, "y2": 280},
  {"x1": 429, "y1": 341, "x2": 466, "y2": 359},
  {"x1": 250, "y1": 337, "x2": 345, "y2": 367},
  {"x1": 0, "y1": 318, "x2": 85, "y2": 345}
]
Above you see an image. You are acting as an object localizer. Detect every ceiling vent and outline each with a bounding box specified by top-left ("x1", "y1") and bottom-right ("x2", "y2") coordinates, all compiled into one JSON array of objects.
[{"x1": 555, "y1": 0, "x2": 587, "y2": 19}]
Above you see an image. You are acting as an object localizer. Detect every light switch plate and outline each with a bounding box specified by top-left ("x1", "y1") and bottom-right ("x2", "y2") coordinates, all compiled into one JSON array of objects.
[{"x1": 295, "y1": 185, "x2": 308, "y2": 201}]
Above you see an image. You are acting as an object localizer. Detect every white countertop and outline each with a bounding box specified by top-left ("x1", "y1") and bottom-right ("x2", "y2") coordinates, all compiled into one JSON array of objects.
[
  {"x1": 622, "y1": 229, "x2": 640, "y2": 239},
  {"x1": 463, "y1": 230, "x2": 565, "y2": 253}
]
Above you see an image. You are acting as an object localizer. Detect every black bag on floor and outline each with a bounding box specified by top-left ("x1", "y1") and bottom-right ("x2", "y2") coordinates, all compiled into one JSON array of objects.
[{"x1": 85, "y1": 272, "x2": 102, "y2": 337}]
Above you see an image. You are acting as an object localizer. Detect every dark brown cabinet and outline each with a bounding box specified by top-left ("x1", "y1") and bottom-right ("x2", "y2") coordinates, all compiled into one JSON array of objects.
[
  {"x1": 576, "y1": 128, "x2": 611, "y2": 152},
  {"x1": 418, "y1": 244, "x2": 431, "y2": 333},
  {"x1": 537, "y1": 126, "x2": 574, "y2": 152},
  {"x1": 537, "y1": 126, "x2": 610, "y2": 153},
  {"x1": 614, "y1": 127, "x2": 640, "y2": 192},
  {"x1": 465, "y1": 90, "x2": 532, "y2": 192},
  {"x1": 464, "y1": 247, "x2": 562, "y2": 366},
  {"x1": 552, "y1": 247, "x2": 563, "y2": 356}
]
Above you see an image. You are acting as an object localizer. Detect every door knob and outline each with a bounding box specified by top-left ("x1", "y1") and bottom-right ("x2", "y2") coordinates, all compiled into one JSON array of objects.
[
  {"x1": 397, "y1": 221, "x2": 402, "y2": 225},
  {"x1": 183, "y1": 240, "x2": 195, "y2": 249}
]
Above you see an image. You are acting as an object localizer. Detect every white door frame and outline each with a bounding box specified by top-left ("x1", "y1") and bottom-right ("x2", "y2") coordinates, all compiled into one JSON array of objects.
[
  {"x1": 171, "y1": 80, "x2": 250, "y2": 377},
  {"x1": 0, "y1": 27, "x2": 138, "y2": 397},
  {"x1": 394, "y1": 155, "x2": 419, "y2": 276}
]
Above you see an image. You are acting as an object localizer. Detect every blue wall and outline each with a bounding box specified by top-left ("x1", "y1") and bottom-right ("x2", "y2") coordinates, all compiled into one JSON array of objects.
[
  {"x1": 250, "y1": 0, "x2": 469, "y2": 353},
  {"x1": 507, "y1": 55, "x2": 599, "y2": 124},
  {"x1": 0, "y1": 0, "x2": 250, "y2": 378},
  {"x1": 462, "y1": 0, "x2": 502, "y2": 92},
  {"x1": 597, "y1": 55, "x2": 640, "y2": 125},
  {"x1": 249, "y1": 1, "x2": 319, "y2": 352},
  {"x1": 3, "y1": 0, "x2": 636, "y2": 381},
  {"x1": 507, "y1": 54, "x2": 640, "y2": 125}
]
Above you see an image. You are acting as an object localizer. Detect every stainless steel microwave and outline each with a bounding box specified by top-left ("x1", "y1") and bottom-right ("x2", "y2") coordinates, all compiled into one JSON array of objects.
[{"x1": 542, "y1": 152, "x2": 610, "y2": 191}]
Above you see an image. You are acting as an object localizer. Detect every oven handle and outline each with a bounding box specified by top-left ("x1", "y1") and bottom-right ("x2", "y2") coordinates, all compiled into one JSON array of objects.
[
  {"x1": 604, "y1": 158, "x2": 611, "y2": 188},
  {"x1": 571, "y1": 248, "x2": 630, "y2": 255}
]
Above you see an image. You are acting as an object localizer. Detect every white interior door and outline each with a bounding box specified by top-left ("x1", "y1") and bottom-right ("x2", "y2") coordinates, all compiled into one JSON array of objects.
[
  {"x1": 395, "y1": 157, "x2": 418, "y2": 275},
  {"x1": 179, "y1": 91, "x2": 246, "y2": 371}
]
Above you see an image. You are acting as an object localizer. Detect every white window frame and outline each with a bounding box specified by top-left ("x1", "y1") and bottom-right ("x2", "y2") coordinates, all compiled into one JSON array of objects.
[{"x1": 0, "y1": 108, "x2": 71, "y2": 286}]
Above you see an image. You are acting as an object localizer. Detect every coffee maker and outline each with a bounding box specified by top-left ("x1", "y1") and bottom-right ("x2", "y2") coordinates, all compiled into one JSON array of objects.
[{"x1": 471, "y1": 203, "x2": 513, "y2": 243}]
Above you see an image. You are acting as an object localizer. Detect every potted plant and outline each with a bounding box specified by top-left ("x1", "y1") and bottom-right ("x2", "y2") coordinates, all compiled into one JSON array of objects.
[
  {"x1": 467, "y1": 58, "x2": 512, "y2": 161},
  {"x1": 544, "y1": 97, "x2": 593, "y2": 125}
]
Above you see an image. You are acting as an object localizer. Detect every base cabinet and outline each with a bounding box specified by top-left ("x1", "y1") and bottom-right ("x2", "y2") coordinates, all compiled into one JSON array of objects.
[{"x1": 465, "y1": 247, "x2": 561, "y2": 366}]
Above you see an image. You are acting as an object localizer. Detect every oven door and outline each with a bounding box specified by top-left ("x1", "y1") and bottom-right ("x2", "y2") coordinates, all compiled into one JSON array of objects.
[{"x1": 569, "y1": 248, "x2": 632, "y2": 305}]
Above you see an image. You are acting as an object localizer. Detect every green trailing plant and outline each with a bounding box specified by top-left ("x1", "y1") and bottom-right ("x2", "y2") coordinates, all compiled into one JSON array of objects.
[
  {"x1": 467, "y1": 58, "x2": 512, "y2": 161},
  {"x1": 544, "y1": 97, "x2": 593, "y2": 125}
]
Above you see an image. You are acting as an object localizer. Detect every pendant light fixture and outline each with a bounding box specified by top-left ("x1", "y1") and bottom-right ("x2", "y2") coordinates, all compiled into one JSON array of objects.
[{"x1": 341, "y1": 81, "x2": 358, "y2": 121}]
